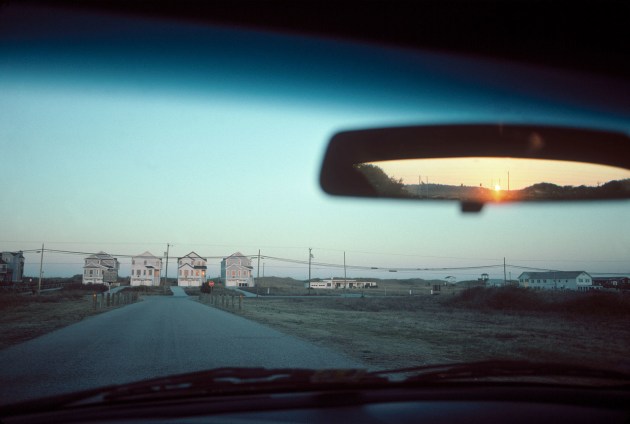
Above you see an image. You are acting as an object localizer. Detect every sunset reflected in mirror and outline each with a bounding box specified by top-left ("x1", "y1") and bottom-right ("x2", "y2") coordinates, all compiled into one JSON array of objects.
[{"x1": 358, "y1": 158, "x2": 630, "y2": 202}]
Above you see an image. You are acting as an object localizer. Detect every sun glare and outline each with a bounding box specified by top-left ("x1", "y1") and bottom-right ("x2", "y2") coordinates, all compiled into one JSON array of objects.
[{"x1": 494, "y1": 184, "x2": 501, "y2": 192}]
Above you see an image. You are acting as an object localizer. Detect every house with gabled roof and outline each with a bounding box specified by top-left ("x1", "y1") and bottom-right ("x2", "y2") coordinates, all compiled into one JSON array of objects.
[
  {"x1": 177, "y1": 252, "x2": 207, "y2": 287},
  {"x1": 0, "y1": 251, "x2": 24, "y2": 283},
  {"x1": 221, "y1": 252, "x2": 254, "y2": 287},
  {"x1": 82, "y1": 251, "x2": 120, "y2": 286},
  {"x1": 518, "y1": 271, "x2": 595, "y2": 291},
  {"x1": 130, "y1": 251, "x2": 162, "y2": 286}
]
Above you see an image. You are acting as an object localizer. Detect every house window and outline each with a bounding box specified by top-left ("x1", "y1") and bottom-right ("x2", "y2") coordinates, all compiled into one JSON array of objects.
[
  {"x1": 184, "y1": 270, "x2": 189, "y2": 277},
  {"x1": 89, "y1": 270, "x2": 93, "y2": 276},
  {"x1": 148, "y1": 270, "x2": 152, "y2": 276}
]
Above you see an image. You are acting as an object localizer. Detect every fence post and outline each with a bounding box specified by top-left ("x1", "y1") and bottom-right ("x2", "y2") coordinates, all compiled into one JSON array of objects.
[
  {"x1": 231, "y1": 294, "x2": 234, "y2": 307},
  {"x1": 106, "y1": 292, "x2": 111, "y2": 307},
  {"x1": 239, "y1": 295, "x2": 242, "y2": 310},
  {"x1": 93, "y1": 293, "x2": 97, "y2": 310}
]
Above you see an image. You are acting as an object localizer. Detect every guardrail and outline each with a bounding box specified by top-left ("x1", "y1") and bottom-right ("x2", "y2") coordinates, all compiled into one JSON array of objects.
[
  {"x1": 92, "y1": 291, "x2": 139, "y2": 310},
  {"x1": 199, "y1": 292, "x2": 243, "y2": 311}
]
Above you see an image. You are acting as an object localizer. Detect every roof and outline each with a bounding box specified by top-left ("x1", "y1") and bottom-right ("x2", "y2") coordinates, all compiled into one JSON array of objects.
[
  {"x1": 1, "y1": 251, "x2": 25, "y2": 258},
  {"x1": 179, "y1": 251, "x2": 205, "y2": 260},
  {"x1": 133, "y1": 251, "x2": 158, "y2": 258},
  {"x1": 86, "y1": 251, "x2": 116, "y2": 260},
  {"x1": 518, "y1": 271, "x2": 590, "y2": 280}
]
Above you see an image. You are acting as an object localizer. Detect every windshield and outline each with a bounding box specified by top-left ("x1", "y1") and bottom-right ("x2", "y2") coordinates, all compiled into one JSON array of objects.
[{"x1": 1, "y1": 4, "x2": 629, "y2": 406}]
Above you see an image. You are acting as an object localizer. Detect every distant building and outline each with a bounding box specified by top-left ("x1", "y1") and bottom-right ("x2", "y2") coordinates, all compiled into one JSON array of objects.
[
  {"x1": 484, "y1": 278, "x2": 519, "y2": 287},
  {"x1": 82, "y1": 251, "x2": 120, "y2": 286},
  {"x1": 518, "y1": 271, "x2": 595, "y2": 291},
  {"x1": 177, "y1": 252, "x2": 207, "y2": 287},
  {"x1": 221, "y1": 252, "x2": 254, "y2": 287},
  {"x1": 593, "y1": 276, "x2": 630, "y2": 290},
  {"x1": 307, "y1": 279, "x2": 377, "y2": 289},
  {"x1": 0, "y1": 251, "x2": 24, "y2": 283},
  {"x1": 130, "y1": 251, "x2": 162, "y2": 286}
]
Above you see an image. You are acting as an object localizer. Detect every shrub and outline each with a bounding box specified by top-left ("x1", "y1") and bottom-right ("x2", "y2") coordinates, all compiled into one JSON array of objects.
[
  {"x1": 446, "y1": 286, "x2": 630, "y2": 316},
  {"x1": 63, "y1": 283, "x2": 109, "y2": 293}
]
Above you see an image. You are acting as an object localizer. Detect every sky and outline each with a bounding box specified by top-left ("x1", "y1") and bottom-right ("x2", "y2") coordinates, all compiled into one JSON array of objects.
[{"x1": 1, "y1": 5, "x2": 629, "y2": 282}]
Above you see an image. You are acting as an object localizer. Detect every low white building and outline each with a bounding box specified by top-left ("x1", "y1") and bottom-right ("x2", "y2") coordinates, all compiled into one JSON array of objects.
[
  {"x1": 82, "y1": 251, "x2": 120, "y2": 286},
  {"x1": 518, "y1": 271, "x2": 595, "y2": 291},
  {"x1": 307, "y1": 279, "x2": 377, "y2": 289},
  {"x1": 130, "y1": 251, "x2": 162, "y2": 286},
  {"x1": 177, "y1": 252, "x2": 207, "y2": 287},
  {"x1": 221, "y1": 252, "x2": 254, "y2": 287}
]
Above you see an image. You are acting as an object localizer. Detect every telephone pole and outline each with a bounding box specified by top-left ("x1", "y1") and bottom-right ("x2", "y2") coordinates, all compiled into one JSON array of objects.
[
  {"x1": 503, "y1": 257, "x2": 507, "y2": 285},
  {"x1": 38, "y1": 243, "x2": 44, "y2": 295},
  {"x1": 257, "y1": 249, "x2": 261, "y2": 297},
  {"x1": 308, "y1": 248, "x2": 312, "y2": 290},
  {"x1": 163, "y1": 243, "x2": 170, "y2": 288},
  {"x1": 257, "y1": 249, "x2": 261, "y2": 284}
]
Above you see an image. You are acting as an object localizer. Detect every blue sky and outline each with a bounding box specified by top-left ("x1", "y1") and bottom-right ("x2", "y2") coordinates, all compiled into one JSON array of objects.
[{"x1": 1, "y1": 5, "x2": 628, "y2": 281}]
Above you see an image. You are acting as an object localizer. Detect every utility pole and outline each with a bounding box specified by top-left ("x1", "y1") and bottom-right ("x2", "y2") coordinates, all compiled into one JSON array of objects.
[
  {"x1": 308, "y1": 248, "x2": 312, "y2": 290},
  {"x1": 256, "y1": 249, "x2": 261, "y2": 297},
  {"x1": 257, "y1": 249, "x2": 261, "y2": 284},
  {"x1": 163, "y1": 243, "x2": 170, "y2": 288},
  {"x1": 503, "y1": 257, "x2": 507, "y2": 286},
  {"x1": 38, "y1": 243, "x2": 44, "y2": 295}
]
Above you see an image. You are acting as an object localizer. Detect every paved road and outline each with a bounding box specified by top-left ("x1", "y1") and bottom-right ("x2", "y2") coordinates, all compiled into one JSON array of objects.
[{"x1": 0, "y1": 292, "x2": 361, "y2": 405}]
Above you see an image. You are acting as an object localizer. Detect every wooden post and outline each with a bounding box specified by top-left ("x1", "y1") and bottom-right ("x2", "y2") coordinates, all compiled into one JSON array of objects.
[
  {"x1": 93, "y1": 293, "x2": 97, "y2": 310},
  {"x1": 106, "y1": 292, "x2": 111, "y2": 307},
  {"x1": 239, "y1": 295, "x2": 242, "y2": 310}
]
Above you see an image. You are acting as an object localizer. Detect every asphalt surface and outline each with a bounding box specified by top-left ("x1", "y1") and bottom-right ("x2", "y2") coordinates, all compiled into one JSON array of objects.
[{"x1": 0, "y1": 292, "x2": 362, "y2": 405}]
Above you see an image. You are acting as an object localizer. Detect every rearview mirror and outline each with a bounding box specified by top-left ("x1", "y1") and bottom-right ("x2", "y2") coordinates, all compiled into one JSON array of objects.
[{"x1": 319, "y1": 125, "x2": 630, "y2": 212}]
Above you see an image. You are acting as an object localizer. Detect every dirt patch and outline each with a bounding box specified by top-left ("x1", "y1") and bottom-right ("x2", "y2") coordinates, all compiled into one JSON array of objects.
[{"x1": 208, "y1": 294, "x2": 630, "y2": 371}]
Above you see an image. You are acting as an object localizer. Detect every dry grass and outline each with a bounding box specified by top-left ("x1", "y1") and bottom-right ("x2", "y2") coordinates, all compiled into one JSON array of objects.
[
  {"x1": 221, "y1": 291, "x2": 630, "y2": 371},
  {"x1": 0, "y1": 288, "x2": 141, "y2": 350}
]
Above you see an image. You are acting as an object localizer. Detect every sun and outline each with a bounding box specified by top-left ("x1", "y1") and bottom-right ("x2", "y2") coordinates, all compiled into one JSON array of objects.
[{"x1": 494, "y1": 184, "x2": 501, "y2": 192}]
